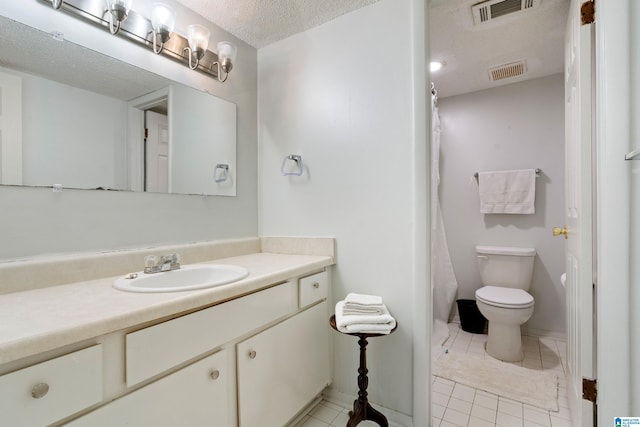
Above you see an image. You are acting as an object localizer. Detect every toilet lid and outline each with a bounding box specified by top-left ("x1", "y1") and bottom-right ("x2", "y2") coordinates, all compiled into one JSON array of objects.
[{"x1": 475, "y1": 286, "x2": 534, "y2": 308}]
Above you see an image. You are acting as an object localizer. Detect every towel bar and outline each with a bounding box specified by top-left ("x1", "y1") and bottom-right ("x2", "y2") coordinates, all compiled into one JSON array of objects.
[{"x1": 474, "y1": 168, "x2": 541, "y2": 179}]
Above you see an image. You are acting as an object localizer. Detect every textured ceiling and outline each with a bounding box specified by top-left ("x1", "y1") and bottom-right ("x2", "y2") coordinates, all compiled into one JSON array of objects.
[
  {"x1": 430, "y1": 0, "x2": 570, "y2": 98},
  {"x1": 173, "y1": 0, "x2": 382, "y2": 48}
]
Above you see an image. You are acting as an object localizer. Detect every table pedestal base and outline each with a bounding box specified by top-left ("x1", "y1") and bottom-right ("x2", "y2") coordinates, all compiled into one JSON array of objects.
[
  {"x1": 347, "y1": 398, "x2": 388, "y2": 427},
  {"x1": 345, "y1": 335, "x2": 388, "y2": 427}
]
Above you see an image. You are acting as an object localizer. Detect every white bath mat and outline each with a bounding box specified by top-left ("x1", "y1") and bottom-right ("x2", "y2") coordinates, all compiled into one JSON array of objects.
[{"x1": 433, "y1": 351, "x2": 559, "y2": 411}]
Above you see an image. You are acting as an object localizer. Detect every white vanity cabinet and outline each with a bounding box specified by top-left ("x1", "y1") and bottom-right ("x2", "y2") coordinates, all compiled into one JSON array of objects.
[
  {"x1": 0, "y1": 345, "x2": 102, "y2": 427},
  {"x1": 65, "y1": 350, "x2": 229, "y2": 427},
  {"x1": 1, "y1": 265, "x2": 332, "y2": 427},
  {"x1": 237, "y1": 271, "x2": 331, "y2": 427}
]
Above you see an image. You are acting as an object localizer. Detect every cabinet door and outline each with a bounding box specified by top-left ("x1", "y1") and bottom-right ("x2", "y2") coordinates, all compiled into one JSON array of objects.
[
  {"x1": 237, "y1": 301, "x2": 330, "y2": 427},
  {"x1": 65, "y1": 350, "x2": 228, "y2": 427}
]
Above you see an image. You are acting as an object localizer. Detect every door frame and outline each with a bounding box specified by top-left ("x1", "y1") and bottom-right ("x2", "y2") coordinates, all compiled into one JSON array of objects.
[{"x1": 126, "y1": 87, "x2": 170, "y2": 192}]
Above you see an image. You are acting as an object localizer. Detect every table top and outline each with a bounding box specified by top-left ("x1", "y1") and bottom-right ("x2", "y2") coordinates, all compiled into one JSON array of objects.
[{"x1": 329, "y1": 314, "x2": 397, "y2": 338}]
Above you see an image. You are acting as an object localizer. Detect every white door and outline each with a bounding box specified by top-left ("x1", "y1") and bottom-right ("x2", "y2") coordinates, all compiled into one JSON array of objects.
[
  {"x1": 0, "y1": 70, "x2": 23, "y2": 185},
  {"x1": 145, "y1": 110, "x2": 169, "y2": 193},
  {"x1": 563, "y1": 0, "x2": 595, "y2": 424}
]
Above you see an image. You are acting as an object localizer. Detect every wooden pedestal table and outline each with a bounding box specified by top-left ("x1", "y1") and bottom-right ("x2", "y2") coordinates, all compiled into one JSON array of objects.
[{"x1": 329, "y1": 314, "x2": 397, "y2": 427}]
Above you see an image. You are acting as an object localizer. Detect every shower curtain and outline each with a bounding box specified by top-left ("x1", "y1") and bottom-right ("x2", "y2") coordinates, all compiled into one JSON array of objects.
[{"x1": 431, "y1": 90, "x2": 459, "y2": 348}]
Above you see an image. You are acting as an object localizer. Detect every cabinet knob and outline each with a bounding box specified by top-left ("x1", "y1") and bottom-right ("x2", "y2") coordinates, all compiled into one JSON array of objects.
[
  {"x1": 248, "y1": 350, "x2": 257, "y2": 359},
  {"x1": 312, "y1": 282, "x2": 320, "y2": 289},
  {"x1": 210, "y1": 370, "x2": 220, "y2": 380},
  {"x1": 31, "y1": 382, "x2": 50, "y2": 399}
]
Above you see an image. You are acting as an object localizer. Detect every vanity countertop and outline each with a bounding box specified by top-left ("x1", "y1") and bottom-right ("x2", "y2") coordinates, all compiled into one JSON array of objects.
[{"x1": 0, "y1": 252, "x2": 334, "y2": 365}]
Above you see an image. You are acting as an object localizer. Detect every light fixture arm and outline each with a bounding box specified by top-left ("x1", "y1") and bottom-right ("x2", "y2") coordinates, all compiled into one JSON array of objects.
[
  {"x1": 152, "y1": 29, "x2": 171, "y2": 54},
  {"x1": 183, "y1": 47, "x2": 206, "y2": 70},
  {"x1": 106, "y1": 3, "x2": 129, "y2": 35},
  {"x1": 211, "y1": 61, "x2": 229, "y2": 82},
  {"x1": 109, "y1": 16, "x2": 122, "y2": 34}
]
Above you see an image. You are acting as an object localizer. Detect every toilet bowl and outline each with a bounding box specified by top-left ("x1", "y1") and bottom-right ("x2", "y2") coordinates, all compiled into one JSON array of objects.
[
  {"x1": 475, "y1": 286, "x2": 534, "y2": 361},
  {"x1": 474, "y1": 246, "x2": 536, "y2": 362}
]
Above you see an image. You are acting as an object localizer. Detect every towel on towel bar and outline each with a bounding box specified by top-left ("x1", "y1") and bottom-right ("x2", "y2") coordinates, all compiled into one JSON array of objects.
[
  {"x1": 478, "y1": 169, "x2": 536, "y2": 214},
  {"x1": 335, "y1": 301, "x2": 396, "y2": 334}
]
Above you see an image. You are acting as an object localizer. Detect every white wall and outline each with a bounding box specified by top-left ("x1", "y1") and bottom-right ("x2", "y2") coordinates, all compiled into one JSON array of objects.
[
  {"x1": 0, "y1": 1, "x2": 258, "y2": 260},
  {"x1": 438, "y1": 74, "x2": 566, "y2": 335},
  {"x1": 8, "y1": 68, "x2": 128, "y2": 190},
  {"x1": 258, "y1": 0, "x2": 426, "y2": 419}
]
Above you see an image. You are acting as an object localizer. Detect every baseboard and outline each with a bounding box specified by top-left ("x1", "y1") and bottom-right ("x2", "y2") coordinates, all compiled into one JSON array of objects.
[
  {"x1": 286, "y1": 396, "x2": 323, "y2": 427},
  {"x1": 521, "y1": 326, "x2": 567, "y2": 341},
  {"x1": 321, "y1": 387, "x2": 413, "y2": 427}
]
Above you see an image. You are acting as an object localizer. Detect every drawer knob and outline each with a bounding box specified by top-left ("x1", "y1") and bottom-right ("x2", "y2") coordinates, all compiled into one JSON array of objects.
[
  {"x1": 312, "y1": 282, "x2": 320, "y2": 289},
  {"x1": 31, "y1": 382, "x2": 50, "y2": 399},
  {"x1": 248, "y1": 350, "x2": 257, "y2": 359},
  {"x1": 210, "y1": 370, "x2": 220, "y2": 380}
]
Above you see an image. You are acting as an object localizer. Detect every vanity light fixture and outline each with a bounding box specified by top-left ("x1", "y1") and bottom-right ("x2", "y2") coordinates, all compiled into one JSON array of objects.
[
  {"x1": 105, "y1": 0, "x2": 133, "y2": 35},
  {"x1": 184, "y1": 24, "x2": 210, "y2": 70},
  {"x1": 150, "y1": 3, "x2": 176, "y2": 54},
  {"x1": 42, "y1": 0, "x2": 237, "y2": 82}
]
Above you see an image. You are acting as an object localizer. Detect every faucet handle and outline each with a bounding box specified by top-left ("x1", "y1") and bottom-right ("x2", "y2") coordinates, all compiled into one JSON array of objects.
[{"x1": 144, "y1": 255, "x2": 159, "y2": 268}]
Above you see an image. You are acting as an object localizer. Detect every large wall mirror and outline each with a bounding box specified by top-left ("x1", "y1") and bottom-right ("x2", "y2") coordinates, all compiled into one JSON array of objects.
[{"x1": 0, "y1": 15, "x2": 237, "y2": 196}]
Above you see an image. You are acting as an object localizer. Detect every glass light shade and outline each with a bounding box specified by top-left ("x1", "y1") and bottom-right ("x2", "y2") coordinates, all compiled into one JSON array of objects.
[
  {"x1": 187, "y1": 24, "x2": 210, "y2": 52},
  {"x1": 430, "y1": 61, "x2": 443, "y2": 72},
  {"x1": 105, "y1": 0, "x2": 133, "y2": 13},
  {"x1": 151, "y1": 3, "x2": 176, "y2": 33},
  {"x1": 217, "y1": 41, "x2": 237, "y2": 64}
]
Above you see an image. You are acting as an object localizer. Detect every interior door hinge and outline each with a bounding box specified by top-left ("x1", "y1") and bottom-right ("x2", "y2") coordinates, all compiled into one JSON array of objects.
[
  {"x1": 581, "y1": 0, "x2": 595, "y2": 25},
  {"x1": 144, "y1": 127, "x2": 148, "y2": 138},
  {"x1": 583, "y1": 377, "x2": 597, "y2": 403}
]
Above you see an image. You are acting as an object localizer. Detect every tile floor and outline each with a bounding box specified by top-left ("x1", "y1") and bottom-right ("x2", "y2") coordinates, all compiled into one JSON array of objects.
[{"x1": 295, "y1": 323, "x2": 573, "y2": 427}]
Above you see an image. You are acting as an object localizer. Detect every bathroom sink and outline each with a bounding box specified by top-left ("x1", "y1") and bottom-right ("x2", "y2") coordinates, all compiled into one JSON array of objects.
[{"x1": 113, "y1": 264, "x2": 249, "y2": 293}]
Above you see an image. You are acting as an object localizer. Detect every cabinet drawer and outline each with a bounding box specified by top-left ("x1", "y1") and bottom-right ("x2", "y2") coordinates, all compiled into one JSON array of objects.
[
  {"x1": 299, "y1": 271, "x2": 328, "y2": 308},
  {"x1": 126, "y1": 281, "x2": 295, "y2": 386},
  {"x1": 0, "y1": 345, "x2": 102, "y2": 427}
]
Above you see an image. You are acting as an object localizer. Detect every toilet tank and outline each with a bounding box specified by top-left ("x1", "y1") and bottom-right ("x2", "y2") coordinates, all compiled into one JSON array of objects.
[{"x1": 476, "y1": 245, "x2": 536, "y2": 290}]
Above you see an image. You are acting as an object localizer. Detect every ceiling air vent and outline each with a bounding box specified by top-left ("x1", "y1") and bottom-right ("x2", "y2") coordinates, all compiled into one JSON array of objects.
[
  {"x1": 488, "y1": 60, "x2": 527, "y2": 81},
  {"x1": 472, "y1": 0, "x2": 541, "y2": 25}
]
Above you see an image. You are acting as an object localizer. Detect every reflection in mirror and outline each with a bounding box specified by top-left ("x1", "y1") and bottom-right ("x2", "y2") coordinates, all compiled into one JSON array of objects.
[{"x1": 0, "y1": 15, "x2": 237, "y2": 196}]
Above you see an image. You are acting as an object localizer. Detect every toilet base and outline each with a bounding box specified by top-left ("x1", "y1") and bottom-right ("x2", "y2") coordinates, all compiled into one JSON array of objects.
[{"x1": 485, "y1": 322, "x2": 524, "y2": 362}]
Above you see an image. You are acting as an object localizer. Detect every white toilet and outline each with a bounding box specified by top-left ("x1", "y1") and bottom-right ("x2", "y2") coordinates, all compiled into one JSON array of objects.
[{"x1": 474, "y1": 245, "x2": 536, "y2": 362}]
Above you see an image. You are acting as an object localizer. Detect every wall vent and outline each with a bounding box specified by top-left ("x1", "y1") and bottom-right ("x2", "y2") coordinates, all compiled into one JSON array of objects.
[
  {"x1": 488, "y1": 60, "x2": 527, "y2": 81},
  {"x1": 472, "y1": 0, "x2": 541, "y2": 25}
]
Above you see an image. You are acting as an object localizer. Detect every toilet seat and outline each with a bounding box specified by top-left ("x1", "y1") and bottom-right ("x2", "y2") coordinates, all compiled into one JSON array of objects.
[{"x1": 475, "y1": 286, "x2": 534, "y2": 309}]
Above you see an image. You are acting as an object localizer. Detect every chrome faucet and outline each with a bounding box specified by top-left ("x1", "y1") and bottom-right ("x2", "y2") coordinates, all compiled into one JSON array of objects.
[{"x1": 144, "y1": 253, "x2": 181, "y2": 274}]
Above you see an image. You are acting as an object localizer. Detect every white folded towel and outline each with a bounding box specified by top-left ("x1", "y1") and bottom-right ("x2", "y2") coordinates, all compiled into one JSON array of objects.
[
  {"x1": 335, "y1": 301, "x2": 396, "y2": 334},
  {"x1": 343, "y1": 293, "x2": 385, "y2": 315},
  {"x1": 345, "y1": 293, "x2": 383, "y2": 305},
  {"x1": 478, "y1": 169, "x2": 536, "y2": 214},
  {"x1": 345, "y1": 323, "x2": 395, "y2": 334}
]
